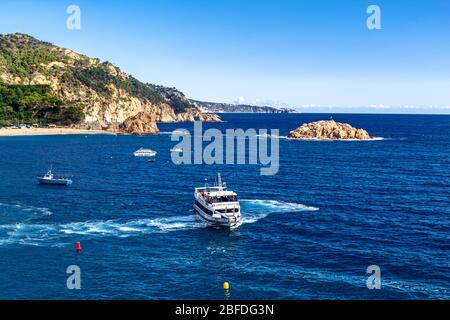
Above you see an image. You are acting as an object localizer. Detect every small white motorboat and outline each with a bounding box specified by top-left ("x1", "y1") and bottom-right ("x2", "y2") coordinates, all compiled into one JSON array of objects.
[{"x1": 133, "y1": 148, "x2": 157, "y2": 157}]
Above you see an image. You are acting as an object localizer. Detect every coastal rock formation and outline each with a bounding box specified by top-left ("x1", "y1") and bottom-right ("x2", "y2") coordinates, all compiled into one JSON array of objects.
[
  {"x1": 0, "y1": 33, "x2": 221, "y2": 132},
  {"x1": 197, "y1": 113, "x2": 223, "y2": 122},
  {"x1": 288, "y1": 120, "x2": 373, "y2": 140},
  {"x1": 119, "y1": 112, "x2": 159, "y2": 135}
]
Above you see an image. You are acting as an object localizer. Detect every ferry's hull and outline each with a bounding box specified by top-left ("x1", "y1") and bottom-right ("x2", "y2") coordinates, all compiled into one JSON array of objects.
[{"x1": 193, "y1": 202, "x2": 241, "y2": 228}]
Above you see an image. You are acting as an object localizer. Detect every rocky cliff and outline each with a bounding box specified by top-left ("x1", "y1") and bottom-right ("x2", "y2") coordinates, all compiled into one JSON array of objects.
[
  {"x1": 0, "y1": 33, "x2": 220, "y2": 133},
  {"x1": 288, "y1": 120, "x2": 374, "y2": 140}
]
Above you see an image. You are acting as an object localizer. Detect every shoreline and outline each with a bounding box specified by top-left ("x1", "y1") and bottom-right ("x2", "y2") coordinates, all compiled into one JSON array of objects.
[{"x1": 0, "y1": 128, "x2": 112, "y2": 137}]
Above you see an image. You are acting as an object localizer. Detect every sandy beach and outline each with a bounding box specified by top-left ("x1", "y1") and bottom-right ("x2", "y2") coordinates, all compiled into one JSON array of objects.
[{"x1": 0, "y1": 127, "x2": 111, "y2": 137}]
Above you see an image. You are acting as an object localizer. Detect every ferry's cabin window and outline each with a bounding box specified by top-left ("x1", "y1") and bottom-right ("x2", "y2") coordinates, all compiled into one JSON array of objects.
[{"x1": 210, "y1": 195, "x2": 237, "y2": 203}]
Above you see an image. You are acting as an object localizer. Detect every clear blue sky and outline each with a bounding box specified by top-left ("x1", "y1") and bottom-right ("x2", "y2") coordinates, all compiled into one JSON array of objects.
[{"x1": 1, "y1": 0, "x2": 449, "y2": 112}]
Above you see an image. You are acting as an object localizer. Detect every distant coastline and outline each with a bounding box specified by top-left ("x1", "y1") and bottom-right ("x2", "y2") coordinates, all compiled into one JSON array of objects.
[{"x1": 190, "y1": 100, "x2": 296, "y2": 114}]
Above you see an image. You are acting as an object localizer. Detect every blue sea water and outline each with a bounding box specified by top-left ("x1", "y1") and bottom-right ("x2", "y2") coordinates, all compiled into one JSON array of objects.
[{"x1": 0, "y1": 113, "x2": 449, "y2": 300}]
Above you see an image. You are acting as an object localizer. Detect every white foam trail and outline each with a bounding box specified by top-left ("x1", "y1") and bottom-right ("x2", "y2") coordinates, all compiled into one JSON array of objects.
[
  {"x1": 0, "y1": 202, "x2": 52, "y2": 216},
  {"x1": 60, "y1": 200, "x2": 319, "y2": 235},
  {"x1": 60, "y1": 215, "x2": 208, "y2": 237},
  {"x1": 0, "y1": 223, "x2": 60, "y2": 246},
  {"x1": 383, "y1": 280, "x2": 449, "y2": 296},
  {"x1": 238, "y1": 199, "x2": 319, "y2": 225},
  {"x1": 0, "y1": 200, "x2": 319, "y2": 246},
  {"x1": 240, "y1": 214, "x2": 268, "y2": 225},
  {"x1": 0, "y1": 215, "x2": 209, "y2": 246},
  {"x1": 241, "y1": 199, "x2": 319, "y2": 212},
  {"x1": 129, "y1": 215, "x2": 207, "y2": 232}
]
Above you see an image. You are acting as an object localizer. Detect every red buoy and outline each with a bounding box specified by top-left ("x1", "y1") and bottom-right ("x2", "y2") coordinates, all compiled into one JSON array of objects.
[{"x1": 76, "y1": 242, "x2": 82, "y2": 252}]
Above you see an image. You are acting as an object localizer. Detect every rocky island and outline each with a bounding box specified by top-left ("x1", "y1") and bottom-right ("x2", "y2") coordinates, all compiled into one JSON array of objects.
[
  {"x1": 0, "y1": 33, "x2": 221, "y2": 135},
  {"x1": 288, "y1": 120, "x2": 377, "y2": 140}
]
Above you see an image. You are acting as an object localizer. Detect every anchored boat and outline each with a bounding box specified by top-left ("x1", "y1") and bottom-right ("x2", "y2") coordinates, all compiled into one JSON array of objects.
[
  {"x1": 37, "y1": 170, "x2": 72, "y2": 186},
  {"x1": 194, "y1": 173, "x2": 241, "y2": 228},
  {"x1": 134, "y1": 148, "x2": 157, "y2": 157}
]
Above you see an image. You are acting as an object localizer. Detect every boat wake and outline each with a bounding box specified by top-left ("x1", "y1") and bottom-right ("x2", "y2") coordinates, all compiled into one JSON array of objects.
[
  {"x1": 57, "y1": 199, "x2": 319, "y2": 237},
  {"x1": 0, "y1": 199, "x2": 319, "y2": 246},
  {"x1": 0, "y1": 215, "x2": 209, "y2": 246},
  {"x1": 60, "y1": 215, "x2": 207, "y2": 236},
  {"x1": 0, "y1": 202, "x2": 52, "y2": 215},
  {"x1": 239, "y1": 199, "x2": 319, "y2": 224},
  {"x1": 241, "y1": 199, "x2": 319, "y2": 213},
  {"x1": 0, "y1": 202, "x2": 52, "y2": 225}
]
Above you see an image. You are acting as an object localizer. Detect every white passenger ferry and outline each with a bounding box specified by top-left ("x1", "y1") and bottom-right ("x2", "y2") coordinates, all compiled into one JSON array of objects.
[{"x1": 194, "y1": 173, "x2": 241, "y2": 228}]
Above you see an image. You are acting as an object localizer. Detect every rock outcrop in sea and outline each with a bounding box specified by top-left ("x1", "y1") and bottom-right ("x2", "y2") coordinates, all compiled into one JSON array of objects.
[
  {"x1": 117, "y1": 111, "x2": 221, "y2": 135},
  {"x1": 118, "y1": 112, "x2": 159, "y2": 135},
  {"x1": 197, "y1": 113, "x2": 223, "y2": 122},
  {"x1": 288, "y1": 120, "x2": 374, "y2": 140}
]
